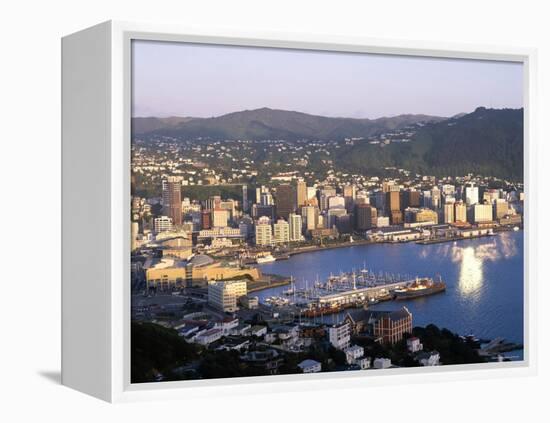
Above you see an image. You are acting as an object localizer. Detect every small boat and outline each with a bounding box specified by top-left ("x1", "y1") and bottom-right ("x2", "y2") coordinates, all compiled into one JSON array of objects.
[{"x1": 513, "y1": 226, "x2": 520, "y2": 231}]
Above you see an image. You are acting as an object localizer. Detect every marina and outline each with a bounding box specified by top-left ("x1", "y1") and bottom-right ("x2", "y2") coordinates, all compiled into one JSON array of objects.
[{"x1": 256, "y1": 230, "x2": 524, "y2": 351}]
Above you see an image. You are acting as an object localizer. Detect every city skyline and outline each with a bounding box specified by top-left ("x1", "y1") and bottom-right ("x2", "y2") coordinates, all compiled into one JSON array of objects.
[{"x1": 132, "y1": 40, "x2": 523, "y2": 119}]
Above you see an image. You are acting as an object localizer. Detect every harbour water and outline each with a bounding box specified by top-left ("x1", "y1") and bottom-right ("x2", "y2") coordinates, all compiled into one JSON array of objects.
[{"x1": 258, "y1": 231, "x2": 524, "y2": 352}]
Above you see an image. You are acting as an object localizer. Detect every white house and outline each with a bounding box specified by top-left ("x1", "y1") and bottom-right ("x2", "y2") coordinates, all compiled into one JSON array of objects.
[
  {"x1": 407, "y1": 337, "x2": 423, "y2": 353},
  {"x1": 356, "y1": 357, "x2": 371, "y2": 370},
  {"x1": 298, "y1": 359, "x2": 322, "y2": 373},
  {"x1": 344, "y1": 345, "x2": 365, "y2": 365},
  {"x1": 417, "y1": 351, "x2": 440, "y2": 366}
]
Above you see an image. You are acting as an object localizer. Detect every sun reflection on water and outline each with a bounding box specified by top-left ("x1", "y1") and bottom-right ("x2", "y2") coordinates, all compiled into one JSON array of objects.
[{"x1": 456, "y1": 246, "x2": 483, "y2": 296}]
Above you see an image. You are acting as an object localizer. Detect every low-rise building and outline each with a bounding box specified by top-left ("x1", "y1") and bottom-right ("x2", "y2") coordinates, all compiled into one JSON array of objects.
[
  {"x1": 373, "y1": 357, "x2": 392, "y2": 369},
  {"x1": 407, "y1": 337, "x2": 423, "y2": 353},
  {"x1": 298, "y1": 359, "x2": 322, "y2": 373},
  {"x1": 208, "y1": 280, "x2": 248, "y2": 312},
  {"x1": 194, "y1": 328, "x2": 223, "y2": 345},
  {"x1": 416, "y1": 351, "x2": 440, "y2": 366},
  {"x1": 344, "y1": 345, "x2": 365, "y2": 364}
]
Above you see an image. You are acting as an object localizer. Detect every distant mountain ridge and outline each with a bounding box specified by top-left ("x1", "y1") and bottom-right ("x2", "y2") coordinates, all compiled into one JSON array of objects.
[{"x1": 132, "y1": 107, "x2": 446, "y2": 140}]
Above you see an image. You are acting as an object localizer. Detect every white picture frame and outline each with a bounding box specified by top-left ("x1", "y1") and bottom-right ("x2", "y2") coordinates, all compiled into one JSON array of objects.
[{"x1": 61, "y1": 20, "x2": 538, "y2": 403}]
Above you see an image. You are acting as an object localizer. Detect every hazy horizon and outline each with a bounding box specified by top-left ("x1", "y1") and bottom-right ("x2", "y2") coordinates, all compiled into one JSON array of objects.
[{"x1": 132, "y1": 40, "x2": 523, "y2": 119}]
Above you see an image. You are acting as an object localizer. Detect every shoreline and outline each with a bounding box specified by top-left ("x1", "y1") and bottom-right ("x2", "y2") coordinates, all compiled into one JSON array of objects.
[{"x1": 276, "y1": 226, "x2": 521, "y2": 259}]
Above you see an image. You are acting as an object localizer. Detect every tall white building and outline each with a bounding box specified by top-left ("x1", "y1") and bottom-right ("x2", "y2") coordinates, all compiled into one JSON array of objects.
[
  {"x1": 255, "y1": 216, "x2": 273, "y2": 246},
  {"x1": 273, "y1": 219, "x2": 290, "y2": 244},
  {"x1": 444, "y1": 202, "x2": 455, "y2": 223},
  {"x1": 288, "y1": 213, "x2": 303, "y2": 242},
  {"x1": 302, "y1": 206, "x2": 319, "y2": 231},
  {"x1": 208, "y1": 280, "x2": 248, "y2": 312},
  {"x1": 328, "y1": 322, "x2": 350, "y2": 350},
  {"x1": 465, "y1": 185, "x2": 479, "y2": 206}
]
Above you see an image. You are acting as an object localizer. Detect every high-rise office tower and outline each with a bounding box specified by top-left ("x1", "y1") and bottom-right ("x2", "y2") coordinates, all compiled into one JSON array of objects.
[
  {"x1": 242, "y1": 185, "x2": 248, "y2": 212},
  {"x1": 275, "y1": 184, "x2": 295, "y2": 219},
  {"x1": 288, "y1": 213, "x2": 303, "y2": 242},
  {"x1": 296, "y1": 180, "x2": 307, "y2": 207},
  {"x1": 454, "y1": 201, "x2": 467, "y2": 222},
  {"x1": 162, "y1": 177, "x2": 182, "y2": 226},
  {"x1": 465, "y1": 185, "x2": 479, "y2": 206},
  {"x1": 301, "y1": 206, "x2": 319, "y2": 231},
  {"x1": 444, "y1": 202, "x2": 455, "y2": 223},
  {"x1": 355, "y1": 203, "x2": 374, "y2": 230}
]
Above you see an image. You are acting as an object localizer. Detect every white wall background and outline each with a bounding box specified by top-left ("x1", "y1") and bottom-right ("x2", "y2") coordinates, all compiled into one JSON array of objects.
[{"x1": 1, "y1": 0, "x2": 548, "y2": 421}]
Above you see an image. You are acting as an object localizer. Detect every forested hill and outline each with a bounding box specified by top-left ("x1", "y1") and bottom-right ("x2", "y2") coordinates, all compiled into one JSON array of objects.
[{"x1": 333, "y1": 107, "x2": 523, "y2": 180}]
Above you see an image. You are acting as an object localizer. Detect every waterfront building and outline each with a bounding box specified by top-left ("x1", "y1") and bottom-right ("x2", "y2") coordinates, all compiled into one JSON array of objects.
[
  {"x1": 375, "y1": 191, "x2": 386, "y2": 213},
  {"x1": 327, "y1": 207, "x2": 347, "y2": 229},
  {"x1": 207, "y1": 279, "x2": 247, "y2": 312},
  {"x1": 444, "y1": 202, "x2": 455, "y2": 223},
  {"x1": 415, "y1": 208, "x2": 438, "y2": 224},
  {"x1": 367, "y1": 307, "x2": 413, "y2": 345},
  {"x1": 197, "y1": 227, "x2": 243, "y2": 241},
  {"x1": 473, "y1": 203, "x2": 493, "y2": 223},
  {"x1": 355, "y1": 203, "x2": 374, "y2": 230},
  {"x1": 255, "y1": 216, "x2": 273, "y2": 246},
  {"x1": 302, "y1": 205, "x2": 319, "y2": 232},
  {"x1": 273, "y1": 219, "x2": 290, "y2": 244},
  {"x1": 328, "y1": 322, "x2": 351, "y2": 350},
  {"x1": 386, "y1": 190, "x2": 401, "y2": 213},
  {"x1": 455, "y1": 200, "x2": 467, "y2": 222},
  {"x1": 162, "y1": 176, "x2": 182, "y2": 225},
  {"x1": 288, "y1": 213, "x2": 303, "y2": 241},
  {"x1": 212, "y1": 208, "x2": 230, "y2": 228},
  {"x1": 336, "y1": 214, "x2": 352, "y2": 234},
  {"x1": 296, "y1": 179, "x2": 307, "y2": 207},
  {"x1": 390, "y1": 210, "x2": 403, "y2": 225},
  {"x1": 376, "y1": 216, "x2": 390, "y2": 228},
  {"x1": 275, "y1": 184, "x2": 295, "y2": 219},
  {"x1": 298, "y1": 359, "x2": 322, "y2": 373},
  {"x1": 494, "y1": 198, "x2": 509, "y2": 220},
  {"x1": 465, "y1": 185, "x2": 479, "y2": 206},
  {"x1": 406, "y1": 190, "x2": 421, "y2": 208},
  {"x1": 153, "y1": 216, "x2": 173, "y2": 234}
]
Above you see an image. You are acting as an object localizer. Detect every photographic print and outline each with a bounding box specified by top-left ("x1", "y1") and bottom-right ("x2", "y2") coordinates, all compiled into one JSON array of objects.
[{"x1": 130, "y1": 40, "x2": 524, "y2": 383}]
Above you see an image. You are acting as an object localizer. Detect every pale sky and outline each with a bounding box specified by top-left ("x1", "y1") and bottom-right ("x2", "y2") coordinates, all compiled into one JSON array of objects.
[{"x1": 132, "y1": 40, "x2": 523, "y2": 119}]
